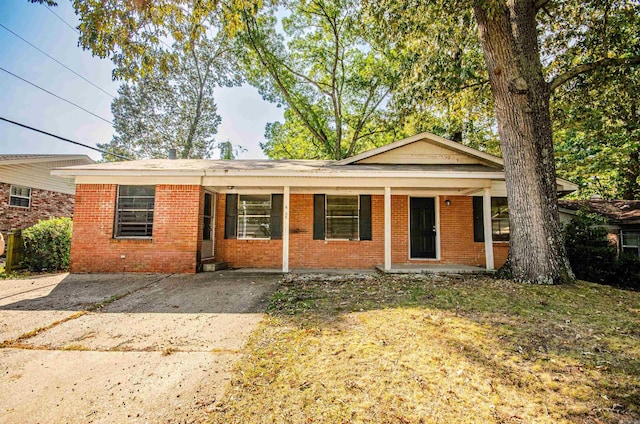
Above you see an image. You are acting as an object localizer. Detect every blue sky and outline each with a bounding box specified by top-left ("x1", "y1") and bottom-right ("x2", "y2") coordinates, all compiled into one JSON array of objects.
[{"x1": 0, "y1": 0, "x2": 283, "y2": 160}]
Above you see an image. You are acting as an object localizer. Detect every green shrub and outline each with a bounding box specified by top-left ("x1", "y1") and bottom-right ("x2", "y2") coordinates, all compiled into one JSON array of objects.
[
  {"x1": 564, "y1": 211, "x2": 640, "y2": 289},
  {"x1": 22, "y1": 217, "x2": 72, "y2": 272}
]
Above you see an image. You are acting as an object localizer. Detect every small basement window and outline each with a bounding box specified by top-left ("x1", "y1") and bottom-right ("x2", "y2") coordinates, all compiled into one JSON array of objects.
[
  {"x1": 326, "y1": 195, "x2": 359, "y2": 240},
  {"x1": 237, "y1": 194, "x2": 271, "y2": 239},
  {"x1": 114, "y1": 185, "x2": 155, "y2": 238},
  {"x1": 9, "y1": 185, "x2": 31, "y2": 208}
]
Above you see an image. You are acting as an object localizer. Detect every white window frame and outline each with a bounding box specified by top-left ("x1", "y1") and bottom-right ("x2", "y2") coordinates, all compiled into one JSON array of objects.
[
  {"x1": 621, "y1": 231, "x2": 640, "y2": 257},
  {"x1": 9, "y1": 185, "x2": 31, "y2": 208},
  {"x1": 237, "y1": 194, "x2": 271, "y2": 240},
  {"x1": 325, "y1": 195, "x2": 360, "y2": 241}
]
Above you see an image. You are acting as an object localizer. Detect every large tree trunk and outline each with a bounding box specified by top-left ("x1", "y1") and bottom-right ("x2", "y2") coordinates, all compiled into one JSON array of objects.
[{"x1": 473, "y1": 0, "x2": 574, "y2": 284}]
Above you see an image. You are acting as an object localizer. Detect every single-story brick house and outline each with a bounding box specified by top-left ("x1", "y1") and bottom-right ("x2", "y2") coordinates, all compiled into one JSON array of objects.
[
  {"x1": 0, "y1": 154, "x2": 94, "y2": 236},
  {"x1": 52, "y1": 132, "x2": 577, "y2": 273}
]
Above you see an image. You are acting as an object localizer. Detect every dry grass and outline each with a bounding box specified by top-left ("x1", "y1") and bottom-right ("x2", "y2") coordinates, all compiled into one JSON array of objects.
[{"x1": 210, "y1": 274, "x2": 640, "y2": 424}]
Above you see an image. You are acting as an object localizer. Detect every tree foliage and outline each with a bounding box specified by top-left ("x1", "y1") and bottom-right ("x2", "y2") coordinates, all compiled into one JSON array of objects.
[
  {"x1": 236, "y1": 0, "x2": 403, "y2": 159},
  {"x1": 554, "y1": 67, "x2": 640, "y2": 199},
  {"x1": 96, "y1": 13, "x2": 240, "y2": 160},
  {"x1": 363, "y1": 0, "x2": 639, "y2": 283},
  {"x1": 364, "y1": 1, "x2": 499, "y2": 153}
]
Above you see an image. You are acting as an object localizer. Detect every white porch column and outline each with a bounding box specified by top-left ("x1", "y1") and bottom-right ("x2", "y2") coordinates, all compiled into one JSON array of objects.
[
  {"x1": 482, "y1": 187, "x2": 495, "y2": 270},
  {"x1": 384, "y1": 187, "x2": 392, "y2": 271},
  {"x1": 282, "y1": 186, "x2": 290, "y2": 273}
]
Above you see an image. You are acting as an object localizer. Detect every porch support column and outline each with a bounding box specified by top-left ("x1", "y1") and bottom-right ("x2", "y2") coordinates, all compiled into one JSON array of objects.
[
  {"x1": 482, "y1": 187, "x2": 495, "y2": 270},
  {"x1": 282, "y1": 186, "x2": 290, "y2": 273},
  {"x1": 384, "y1": 187, "x2": 392, "y2": 271}
]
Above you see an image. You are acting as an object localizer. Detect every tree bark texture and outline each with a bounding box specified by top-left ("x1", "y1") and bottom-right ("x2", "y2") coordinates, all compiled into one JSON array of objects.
[{"x1": 473, "y1": 0, "x2": 574, "y2": 283}]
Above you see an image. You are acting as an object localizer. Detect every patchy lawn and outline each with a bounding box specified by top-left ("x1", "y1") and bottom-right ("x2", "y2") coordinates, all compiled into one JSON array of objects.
[{"x1": 210, "y1": 274, "x2": 640, "y2": 423}]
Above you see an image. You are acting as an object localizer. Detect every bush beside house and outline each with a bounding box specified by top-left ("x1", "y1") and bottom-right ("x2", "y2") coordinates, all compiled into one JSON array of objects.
[
  {"x1": 22, "y1": 217, "x2": 72, "y2": 272},
  {"x1": 564, "y1": 211, "x2": 640, "y2": 289}
]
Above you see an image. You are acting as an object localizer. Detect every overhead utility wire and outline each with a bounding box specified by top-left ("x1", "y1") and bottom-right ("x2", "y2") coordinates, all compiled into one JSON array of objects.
[
  {"x1": 44, "y1": 5, "x2": 80, "y2": 35},
  {"x1": 0, "y1": 116, "x2": 130, "y2": 161},
  {"x1": 0, "y1": 23, "x2": 116, "y2": 99},
  {"x1": 0, "y1": 67, "x2": 113, "y2": 125}
]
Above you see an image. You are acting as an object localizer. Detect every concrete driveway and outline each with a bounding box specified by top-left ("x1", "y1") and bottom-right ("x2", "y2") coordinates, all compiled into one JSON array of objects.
[{"x1": 0, "y1": 272, "x2": 281, "y2": 423}]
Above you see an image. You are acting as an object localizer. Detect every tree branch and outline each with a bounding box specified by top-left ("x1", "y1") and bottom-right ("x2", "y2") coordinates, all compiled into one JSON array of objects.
[
  {"x1": 243, "y1": 13, "x2": 329, "y2": 152},
  {"x1": 549, "y1": 56, "x2": 640, "y2": 92}
]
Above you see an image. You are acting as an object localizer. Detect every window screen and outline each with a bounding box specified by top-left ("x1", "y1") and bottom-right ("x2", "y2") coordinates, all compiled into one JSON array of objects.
[
  {"x1": 326, "y1": 195, "x2": 359, "y2": 240},
  {"x1": 237, "y1": 194, "x2": 271, "y2": 239},
  {"x1": 114, "y1": 185, "x2": 155, "y2": 238}
]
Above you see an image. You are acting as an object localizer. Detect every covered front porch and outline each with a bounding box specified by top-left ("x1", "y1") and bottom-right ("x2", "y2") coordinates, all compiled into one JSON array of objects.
[{"x1": 202, "y1": 181, "x2": 501, "y2": 273}]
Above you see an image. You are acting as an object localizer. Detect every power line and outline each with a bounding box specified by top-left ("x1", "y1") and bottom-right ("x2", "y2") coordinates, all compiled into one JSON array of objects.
[
  {"x1": 0, "y1": 66, "x2": 113, "y2": 125},
  {"x1": 0, "y1": 116, "x2": 130, "y2": 161},
  {"x1": 0, "y1": 23, "x2": 116, "y2": 99},
  {"x1": 44, "y1": 4, "x2": 80, "y2": 35}
]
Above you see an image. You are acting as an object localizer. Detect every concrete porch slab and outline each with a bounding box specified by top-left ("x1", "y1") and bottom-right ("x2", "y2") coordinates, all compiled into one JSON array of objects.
[{"x1": 376, "y1": 264, "x2": 495, "y2": 274}]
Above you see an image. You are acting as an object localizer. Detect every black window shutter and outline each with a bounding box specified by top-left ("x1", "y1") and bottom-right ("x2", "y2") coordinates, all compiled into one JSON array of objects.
[
  {"x1": 224, "y1": 194, "x2": 238, "y2": 239},
  {"x1": 270, "y1": 194, "x2": 283, "y2": 239},
  {"x1": 359, "y1": 195, "x2": 372, "y2": 240},
  {"x1": 473, "y1": 196, "x2": 485, "y2": 242},
  {"x1": 313, "y1": 194, "x2": 325, "y2": 240}
]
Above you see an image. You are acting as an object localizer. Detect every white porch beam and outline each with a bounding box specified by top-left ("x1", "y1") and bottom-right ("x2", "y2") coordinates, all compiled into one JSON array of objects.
[
  {"x1": 384, "y1": 186, "x2": 392, "y2": 271},
  {"x1": 482, "y1": 187, "x2": 495, "y2": 270},
  {"x1": 283, "y1": 186, "x2": 290, "y2": 273}
]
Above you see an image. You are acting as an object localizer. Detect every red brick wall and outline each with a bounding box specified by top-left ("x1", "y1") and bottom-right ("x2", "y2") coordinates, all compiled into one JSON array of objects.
[
  {"x1": 0, "y1": 182, "x2": 75, "y2": 235},
  {"x1": 70, "y1": 184, "x2": 202, "y2": 273},
  {"x1": 288, "y1": 194, "x2": 385, "y2": 269},
  {"x1": 214, "y1": 194, "x2": 384, "y2": 269},
  {"x1": 214, "y1": 193, "x2": 283, "y2": 268},
  {"x1": 69, "y1": 187, "x2": 509, "y2": 273},
  {"x1": 214, "y1": 193, "x2": 508, "y2": 270}
]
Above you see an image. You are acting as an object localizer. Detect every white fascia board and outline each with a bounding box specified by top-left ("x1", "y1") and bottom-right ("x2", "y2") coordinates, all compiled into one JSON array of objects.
[
  {"x1": 4, "y1": 155, "x2": 94, "y2": 166},
  {"x1": 55, "y1": 168, "x2": 506, "y2": 180},
  {"x1": 74, "y1": 175, "x2": 204, "y2": 185}
]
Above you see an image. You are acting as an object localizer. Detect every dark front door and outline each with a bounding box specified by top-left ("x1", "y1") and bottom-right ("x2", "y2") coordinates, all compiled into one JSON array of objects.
[{"x1": 410, "y1": 197, "x2": 437, "y2": 259}]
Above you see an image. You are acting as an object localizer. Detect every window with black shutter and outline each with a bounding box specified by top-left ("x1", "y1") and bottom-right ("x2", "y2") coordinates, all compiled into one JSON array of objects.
[
  {"x1": 472, "y1": 196, "x2": 510, "y2": 242},
  {"x1": 313, "y1": 194, "x2": 371, "y2": 241}
]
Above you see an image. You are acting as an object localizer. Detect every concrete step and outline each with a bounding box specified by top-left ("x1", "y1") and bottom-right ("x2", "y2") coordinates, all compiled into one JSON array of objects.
[{"x1": 202, "y1": 262, "x2": 228, "y2": 272}]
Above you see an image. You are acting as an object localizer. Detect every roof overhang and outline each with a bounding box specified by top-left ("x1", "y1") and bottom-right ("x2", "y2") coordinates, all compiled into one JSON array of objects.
[{"x1": 0, "y1": 155, "x2": 94, "y2": 166}]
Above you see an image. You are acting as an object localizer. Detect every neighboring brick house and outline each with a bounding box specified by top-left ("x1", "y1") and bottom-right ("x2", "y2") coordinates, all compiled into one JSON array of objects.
[
  {"x1": 53, "y1": 132, "x2": 578, "y2": 273},
  {"x1": 559, "y1": 198, "x2": 640, "y2": 258},
  {"x1": 0, "y1": 154, "x2": 95, "y2": 236}
]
